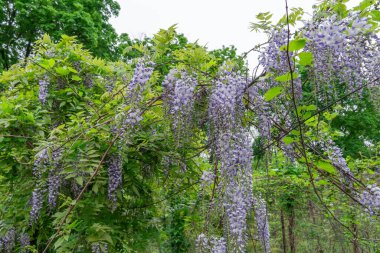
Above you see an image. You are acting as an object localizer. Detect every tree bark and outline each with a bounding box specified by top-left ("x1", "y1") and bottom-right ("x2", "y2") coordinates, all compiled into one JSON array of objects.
[
  {"x1": 288, "y1": 209, "x2": 296, "y2": 253},
  {"x1": 352, "y1": 222, "x2": 360, "y2": 253},
  {"x1": 280, "y1": 209, "x2": 287, "y2": 253}
]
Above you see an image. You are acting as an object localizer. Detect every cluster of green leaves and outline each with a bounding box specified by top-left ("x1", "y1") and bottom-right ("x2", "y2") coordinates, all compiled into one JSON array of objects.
[{"x1": 0, "y1": 0, "x2": 121, "y2": 71}]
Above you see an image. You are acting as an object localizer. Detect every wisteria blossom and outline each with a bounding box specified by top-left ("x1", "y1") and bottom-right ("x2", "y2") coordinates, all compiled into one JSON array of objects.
[
  {"x1": 30, "y1": 187, "x2": 44, "y2": 224},
  {"x1": 303, "y1": 12, "x2": 379, "y2": 92},
  {"x1": 163, "y1": 69, "x2": 197, "y2": 134},
  {"x1": 360, "y1": 184, "x2": 380, "y2": 215},
  {"x1": 19, "y1": 233, "x2": 30, "y2": 253},
  {"x1": 38, "y1": 75, "x2": 50, "y2": 103},
  {"x1": 253, "y1": 196, "x2": 271, "y2": 253},
  {"x1": 108, "y1": 155, "x2": 123, "y2": 208}
]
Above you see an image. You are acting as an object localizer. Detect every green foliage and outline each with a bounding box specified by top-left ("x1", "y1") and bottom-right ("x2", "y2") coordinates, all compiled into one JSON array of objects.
[{"x1": 0, "y1": 0, "x2": 120, "y2": 71}]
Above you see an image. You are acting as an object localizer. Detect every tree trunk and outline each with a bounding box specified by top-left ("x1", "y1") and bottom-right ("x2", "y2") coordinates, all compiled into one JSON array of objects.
[
  {"x1": 352, "y1": 222, "x2": 360, "y2": 253},
  {"x1": 288, "y1": 209, "x2": 296, "y2": 253},
  {"x1": 280, "y1": 209, "x2": 287, "y2": 253},
  {"x1": 308, "y1": 201, "x2": 323, "y2": 253}
]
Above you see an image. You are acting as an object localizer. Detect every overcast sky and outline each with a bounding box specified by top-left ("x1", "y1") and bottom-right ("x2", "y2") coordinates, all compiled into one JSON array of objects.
[{"x1": 110, "y1": 0, "x2": 361, "y2": 68}]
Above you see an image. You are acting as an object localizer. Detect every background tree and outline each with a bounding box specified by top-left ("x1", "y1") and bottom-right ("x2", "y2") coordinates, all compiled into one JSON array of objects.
[{"x1": 0, "y1": 0, "x2": 120, "y2": 71}]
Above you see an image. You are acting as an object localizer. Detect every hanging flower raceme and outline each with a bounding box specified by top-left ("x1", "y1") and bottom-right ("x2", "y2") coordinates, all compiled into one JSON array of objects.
[
  {"x1": 247, "y1": 83, "x2": 272, "y2": 140},
  {"x1": 118, "y1": 60, "x2": 154, "y2": 134},
  {"x1": 33, "y1": 148, "x2": 48, "y2": 178},
  {"x1": 303, "y1": 12, "x2": 379, "y2": 92},
  {"x1": 38, "y1": 75, "x2": 50, "y2": 103},
  {"x1": 208, "y1": 68, "x2": 246, "y2": 137},
  {"x1": 48, "y1": 149, "x2": 62, "y2": 209},
  {"x1": 201, "y1": 66, "x2": 254, "y2": 252},
  {"x1": 91, "y1": 242, "x2": 108, "y2": 253},
  {"x1": 19, "y1": 233, "x2": 30, "y2": 253},
  {"x1": 0, "y1": 228, "x2": 15, "y2": 253},
  {"x1": 126, "y1": 60, "x2": 154, "y2": 104},
  {"x1": 196, "y1": 234, "x2": 227, "y2": 253},
  {"x1": 359, "y1": 184, "x2": 380, "y2": 215},
  {"x1": 162, "y1": 69, "x2": 197, "y2": 134},
  {"x1": 107, "y1": 155, "x2": 123, "y2": 209},
  {"x1": 29, "y1": 187, "x2": 44, "y2": 225},
  {"x1": 253, "y1": 196, "x2": 271, "y2": 253},
  {"x1": 322, "y1": 139, "x2": 354, "y2": 187},
  {"x1": 222, "y1": 131, "x2": 253, "y2": 252}
]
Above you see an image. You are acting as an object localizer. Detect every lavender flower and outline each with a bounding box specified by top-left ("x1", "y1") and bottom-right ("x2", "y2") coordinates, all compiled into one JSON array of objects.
[
  {"x1": 124, "y1": 108, "x2": 142, "y2": 128},
  {"x1": 38, "y1": 75, "x2": 50, "y2": 103},
  {"x1": 126, "y1": 60, "x2": 154, "y2": 104},
  {"x1": 84, "y1": 73, "x2": 93, "y2": 88},
  {"x1": 91, "y1": 242, "x2": 108, "y2": 253},
  {"x1": 322, "y1": 139, "x2": 354, "y2": 187},
  {"x1": 210, "y1": 237, "x2": 227, "y2": 253},
  {"x1": 48, "y1": 172, "x2": 60, "y2": 208},
  {"x1": 19, "y1": 233, "x2": 30, "y2": 253},
  {"x1": 30, "y1": 187, "x2": 44, "y2": 224},
  {"x1": 196, "y1": 233, "x2": 209, "y2": 252},
  {"x1": 360, "y1": 184, "x2": 380, "y2": 215},
  {"x1": 253, "y1": 197, "x2": 271, "y2": 253},
  {"x1": 108, "y1": 155, "x2": 123, "y2": 208},
  {"x1": 1, "y1": 228, "x2": 16, "y2": 253},
  {"x1": 163, "y1": 69, "x2": 197, "y2": 134},
  {"x1": 196, "y1": 234, "x2": 226, "y2": 253},
  {"x1": 303, "y1": 12, "x2": 379, "y2": 93},
  {"x1": 33, "y1": 148, "x2": 48, "y2": 178},
  {"x1": 208, "y1": 68, "x2": 246, "y2": 138},
  {"x1": 201, "y1": 170, "x2": 215, "y2": 186}
]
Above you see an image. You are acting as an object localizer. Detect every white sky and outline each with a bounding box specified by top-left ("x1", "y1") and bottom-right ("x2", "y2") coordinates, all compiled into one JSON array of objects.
[{"x1": 110, "y1": 0, "x2": 361, "y2": 69}]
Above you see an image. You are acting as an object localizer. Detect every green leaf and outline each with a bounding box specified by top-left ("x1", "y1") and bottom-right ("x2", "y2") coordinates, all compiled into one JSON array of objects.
[
  {"x1": 264, "y1": 86, "x2": 283, "y2": 101},
  {"x1": 283, "y1": 136, "x2": 294, "y2": 145},
  {"x1": 370, "y1": 10, "x2": 380, "y2": 21},
  {"x1": 75, "y1": 177, "x2": 83, "y2": 186},
  {"x1": 298, "y1": 52, "x2": 313, "y2": 66},
  {"x1": 316, "y1": 160, "x2": 336, "y2": 174},
  {"x1": 71, "y1": 75, "x2": 82, "y2": 81},
  {"x1": 288, "y1": 39, "x2": 306, "y2": 51},
  {"x1": 55, "y1": 66, "x2": 71, "y2": 76},
  {"x1": 275, "y1": 72, "x2": 298, "y2": 82}
]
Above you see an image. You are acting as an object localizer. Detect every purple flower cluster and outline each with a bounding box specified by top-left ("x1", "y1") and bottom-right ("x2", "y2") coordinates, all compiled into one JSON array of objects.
[
  {"x1": 126, "y1": 60, "x2": 154, "y2": 103},
  {"x1": 38, "y1": 75, "x2": 50, "y2": 103},
  {"x1": 48, "y1": 149, "x2": 62, "y2": 208},
  {"x1": 259, "y1": 29, "x2": 302, "y2": 100},
  {"x1": 210, "y1": 237, "x2": 227, "y2": 253},
  {"x1": 322, "y1": 139, "x2": 354, "y2": 187},
  {"x1": 253, "y1": 196, "x2": 271, "y2": 253},
  {"x1": 84, "y1": 73, "x2": 93, "y2": 88},
  {"x1": 359, "y1": 184, "x2": 380, "y2": 215},
  {"x1": 119, "y1": 60, "x2": 154, "y2": 133},
  {"x1": 91, "y1": 242, "x2": 108, "y2": 253},
  {"x1": 208, "y1": 68, "x2": 246, "y2": 137},
  {"x1": 19, "y1": 233, "x2": 30, "y2": 253},
  {"x1": 247, "y1": 83, "x2": 272, "y2": 140},
  {"x1": 201, "y1": 170, "x2": 215, "y2": 186},
  {"x1": 48, "y1": 172, "x2": 60, "y2": 208},
  {"x1": 221, "y1": 131, "x2": 253, "y2": 252},
  {"x1": 33, "y1": 148, "x2": 48, "y2": 178},
  {"x1": 259, "y1": 29, "x2": 289, "y2": 74},
  {"x1": 163, "y1": 69, "x2": 197, "y2": 133},
  {"x1": 108, "y1": 155, "x2": 123, "y2": 208},
  {"x1": 30, "y1": 187, "x2": 44, "y2": 225},
  {"x1": 303, "y1": 13, "x2": 379, "y2": 92},
  {"x1": 196, "y1": 234, "x2": 226, "y2": 253},
  {"x1": 204, "y1": 67, "x2": 254, "y2": 251},
  {"x1": 124, "y1": 108, "x2": 143, "y2": 128},
  {"x1": 0, "y1": 228, "x2": 15, "y2": 253}
]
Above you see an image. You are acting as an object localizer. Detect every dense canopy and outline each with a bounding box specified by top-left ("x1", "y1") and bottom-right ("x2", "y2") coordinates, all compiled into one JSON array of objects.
[{"x1": 0, "y1": 0, "x2": 380, "y2": 252}]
